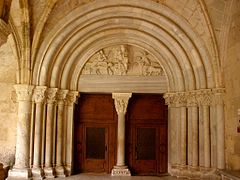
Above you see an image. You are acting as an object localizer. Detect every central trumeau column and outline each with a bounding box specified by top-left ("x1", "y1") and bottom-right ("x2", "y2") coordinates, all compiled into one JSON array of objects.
[{"x1": 111, "y1": 93, "x2": 132, "y2": 176}]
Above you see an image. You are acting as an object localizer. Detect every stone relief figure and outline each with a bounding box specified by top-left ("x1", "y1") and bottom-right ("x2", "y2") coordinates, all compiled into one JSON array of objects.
[{"x1": 81, "y1": 45, "x2": 164, "y2": 76}]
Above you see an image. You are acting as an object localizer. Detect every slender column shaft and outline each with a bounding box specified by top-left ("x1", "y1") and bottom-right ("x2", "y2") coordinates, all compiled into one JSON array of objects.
[
  {"x1": 117, "y1": 113, "x2": 126, "y2": 166},
  {"x1": 180, "y1": 107, "x2": 187, "y2": 166},
  {"x1": 187, "y1": 107, "x2": 192, "y2": 166},
  {"x1": 203, "y1": 105, "x2": 210, "y2": 168},
  {"x1": 56, "y1": 104, "x2": 64, "y2": 166},
  {"x1": 33, "y1": 103, "x2": 44, "y2": 167},
  {"x1": 191, "y1": 106, "x2": 199, "y2": 167},
  {"x1": 216, "y1": 104, "x2": 225, "y2": 169},
  {"x1": 45, "y1": 104, "x2": 55, "y2": 166}
]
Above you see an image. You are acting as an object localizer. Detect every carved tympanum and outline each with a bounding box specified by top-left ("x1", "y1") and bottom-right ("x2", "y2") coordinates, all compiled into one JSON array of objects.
[{"x1": 82, "y1": 45, "x2": 164, "y2": 76}]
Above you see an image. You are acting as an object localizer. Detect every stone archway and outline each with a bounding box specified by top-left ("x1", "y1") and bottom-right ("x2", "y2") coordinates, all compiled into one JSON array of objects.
[{"x1": 8, "y1": 0, "x2": 225, "y2": 179}]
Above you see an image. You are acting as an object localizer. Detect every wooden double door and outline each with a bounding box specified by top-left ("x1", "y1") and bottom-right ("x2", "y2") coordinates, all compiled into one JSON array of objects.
[{"x1": 74, "y1": 94, "x2": 168, "y2": 175}]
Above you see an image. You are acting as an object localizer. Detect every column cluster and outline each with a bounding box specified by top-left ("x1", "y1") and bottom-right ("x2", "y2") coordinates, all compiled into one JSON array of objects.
[
  {"x1": 164, "y1": 88, "x2": 225, "y2": 178},
  {"x1": 8, "y1": 85, "x2": 79, "y2": 179}
]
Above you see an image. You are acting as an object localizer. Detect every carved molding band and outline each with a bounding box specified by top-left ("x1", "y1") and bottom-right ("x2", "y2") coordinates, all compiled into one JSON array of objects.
[
  {"x1": 82, "y1": 45, "x2": 164, "y2": 77},
  {"x1": 163, "y1": 88, "x2": 225, "y2": 107},
  {"x1": 112, "y1": 93, "x2": 132, "y2": 114}
]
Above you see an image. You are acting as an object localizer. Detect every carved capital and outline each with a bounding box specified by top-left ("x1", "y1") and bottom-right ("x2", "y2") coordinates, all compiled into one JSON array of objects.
[
  {"x1": 186, "y1": 91, "x2": 198, "y2": 107},
  {"x1": 163, "y1": 93, "x2": 175, "y2": 107},
  {"x1": 33, "y1": 86, "x2": 47, "y2": 103},
  {"x1": 212, "y1": 88, "x2": 225, "y2": 105},
  {"x1": 14, "y1": 84, "x2": 34, "y2": 102},
  {"x1": 196, "y1": 89, "x2": 212, "y2": 106},
  {"x1": 56, "y1": 89, "x2": 68, "y2": 105},
  {"x1": 65, "y1": 91, "x2": 79, "y2": 106},
  {"x1": 164, "y1": 92, "x2": 187, "y2": 107},
  {"x1": 46, "y1": 88, "x2": 58, "y2": 104},
  {"x1": 112, "y1": 93, "x2": 132, "y2": 114}
]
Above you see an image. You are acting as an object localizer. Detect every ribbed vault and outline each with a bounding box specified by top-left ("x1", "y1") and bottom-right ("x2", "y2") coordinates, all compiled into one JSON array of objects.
[{"x1": 32, "y1": 0, "x2": 218, "y2": 92}]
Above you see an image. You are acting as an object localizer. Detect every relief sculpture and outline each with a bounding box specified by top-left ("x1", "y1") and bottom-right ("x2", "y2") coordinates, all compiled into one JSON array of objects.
[{"x1": 82, "y1": 45, "x2": 164, "y2": 76}]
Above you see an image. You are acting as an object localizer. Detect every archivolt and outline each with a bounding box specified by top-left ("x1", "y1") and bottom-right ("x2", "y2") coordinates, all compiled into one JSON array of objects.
[{"x1": 32, "y1": 0, "x2": 218, "y2": 92}]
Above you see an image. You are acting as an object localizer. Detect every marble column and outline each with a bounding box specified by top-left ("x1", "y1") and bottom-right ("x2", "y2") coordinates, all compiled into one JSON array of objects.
[
  {"x1": 55, "y1": 90, "x2": 68, "y2": 177},
  {"x1": 213, "y1": 88, "x2": 225, "y2": 169},
  {"x1": 44, "y1": 88, "x2": 58, "y2": 178},
  {"x1": 111, "y1": 93, "x2": 132, "y2": 176},
  {"x1": 32, "y1": 86, "x2": 47, "y2": 178},
  {"x1": 64, "y1": 91, "x2": 79, "y2": 176},
  {"x1": 8, "y1": 85, "x2": 34, "y2": 179}
]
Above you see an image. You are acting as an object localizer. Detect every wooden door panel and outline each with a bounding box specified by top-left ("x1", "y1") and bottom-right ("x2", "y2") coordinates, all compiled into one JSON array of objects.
[
  {"x1": 126, "y1": 94, "x2": 168, "y2": 176},
  {"x1": 74, "y1": 94, "x2": 116, "y2": 174}
]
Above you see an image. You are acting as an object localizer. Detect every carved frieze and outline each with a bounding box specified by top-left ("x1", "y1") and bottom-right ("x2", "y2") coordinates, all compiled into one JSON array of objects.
[{"x1": 82, "y1": 45, "x2": 164, "y2": 76}]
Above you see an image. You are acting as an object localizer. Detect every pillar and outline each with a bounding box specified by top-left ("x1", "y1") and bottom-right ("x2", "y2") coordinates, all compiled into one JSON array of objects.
[
  {"x1": 44, "y1": 88, "x2": 58, "y2": 178},
  {"x1": 111, "y1": 93, "x2": 132, "y2": 176},
  {"x1": 32, "y1": 86, "x2": 47, "y2": 178},
  {"x1": 8, "y1": 85, "x2": 34, "y2": 179},
  {"x1": 213, "y1": 88, "x2": 225, "y2": 169},
  {"x1": 55, "y1": 90, "x2": 68, "y2": 177},
  {"x1": 64, "y1": 91, "x2": 79, "y2": 175}
]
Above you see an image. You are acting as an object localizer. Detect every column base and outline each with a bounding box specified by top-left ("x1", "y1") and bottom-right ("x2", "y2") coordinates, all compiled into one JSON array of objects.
[
  {"x1": 7, "y1": 168, "x2": 32, "y2": 179},
  {"x1": 43, "y1": 167, "x2": 55, "y2": 178},
  {"x1": 31, "y1": 167, "x2": 44, "y2": 179},
  {"x1": 111, "y1": 166, "x2": 131, "y2": 176},
  {"x1": 55, "y1": 166, "x2": 66, "y2": 177},
  {"x1": 65, "y1": 165, "x2": 72, "y2": 176}
]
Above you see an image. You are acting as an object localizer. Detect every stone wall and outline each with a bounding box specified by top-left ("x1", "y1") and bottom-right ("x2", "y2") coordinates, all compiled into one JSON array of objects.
[
  {"x1": 0, "y1": 40, "x2": 17, "y2": 167},
  {"x1": 224, "y1": 0, "x2": 240, "y2": 170}
]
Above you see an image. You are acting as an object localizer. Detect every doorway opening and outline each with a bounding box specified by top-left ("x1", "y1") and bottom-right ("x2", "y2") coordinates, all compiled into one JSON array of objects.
[{"x1": 73, "y1": 94, "x2": 168, "y2": 176}]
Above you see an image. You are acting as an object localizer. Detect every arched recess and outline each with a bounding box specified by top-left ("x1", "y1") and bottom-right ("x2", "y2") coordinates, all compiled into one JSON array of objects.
[{"x1": 27, "y1": 0, "x2": 225, "y2": 179}]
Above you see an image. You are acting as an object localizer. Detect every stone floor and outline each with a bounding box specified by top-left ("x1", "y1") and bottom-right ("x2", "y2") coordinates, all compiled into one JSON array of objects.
[{"x1": 49, "y1": 174, "x2": 186, "y2": 180}]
